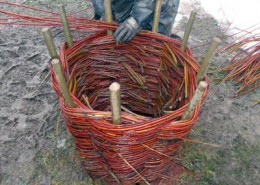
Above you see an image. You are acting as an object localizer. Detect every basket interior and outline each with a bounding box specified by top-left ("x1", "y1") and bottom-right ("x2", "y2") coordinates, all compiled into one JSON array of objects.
[{"x1": 65, "y1": 34, "x2": 188, "y2": 118}]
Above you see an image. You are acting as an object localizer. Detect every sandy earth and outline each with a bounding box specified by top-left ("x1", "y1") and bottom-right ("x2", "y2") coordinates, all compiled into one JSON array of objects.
[{"x1": 0, "y1": 0, "x2": 259, "y2": 185}]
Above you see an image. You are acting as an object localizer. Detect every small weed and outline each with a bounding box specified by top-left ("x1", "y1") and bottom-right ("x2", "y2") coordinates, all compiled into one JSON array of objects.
[{"x1": 34, "y1": 139, "x2": 88, "y2": 185}]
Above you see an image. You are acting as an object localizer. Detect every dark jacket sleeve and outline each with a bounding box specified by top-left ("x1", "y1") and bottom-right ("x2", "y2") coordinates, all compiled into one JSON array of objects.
[
  {"x1": 130, "y1": 0, "x2": 156, "y2": 28},
  {"x1": 91, "y1": 0, "x2": 105, "y2": 20},
  {"x1": 136, "y1": 0, "x2": 180, "y2": 36},
  {"x1": 158, "y1": 0, "x2": 180, "y2": 35}
]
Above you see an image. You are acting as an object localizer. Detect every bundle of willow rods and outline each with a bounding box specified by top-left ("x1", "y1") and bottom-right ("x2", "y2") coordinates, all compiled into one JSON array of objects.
[
  {"x1": 216, "y1": 33, "x2": 260, "y2": 96},
  {"x1": 0, "y1": 2, "x2": 209, "y2": 184}
]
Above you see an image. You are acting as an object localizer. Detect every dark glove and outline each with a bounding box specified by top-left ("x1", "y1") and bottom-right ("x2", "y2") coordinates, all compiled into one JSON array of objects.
[{"x1": 114, "y1": 17, "x2": 142, "y2": 43}]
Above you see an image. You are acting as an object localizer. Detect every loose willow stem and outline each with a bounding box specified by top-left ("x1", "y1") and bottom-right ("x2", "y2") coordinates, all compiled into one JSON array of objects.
[
  {"x1": 251, "y1": 100, "x2": 260, "y2": 107},
  {"x1": 181, "y1": 11, "x2": 196, "y2": 51},
  {"x1": 42, "y1": 27, "x2": 59, "y2": 59},
  {"x1": 117, "y1": 153, "x2": 150, "y2": 185},
  {"x1": 182, "y1": 81, "x2": 208, "y2": 120},
  {"x1": 104, "y1": 0, "x2": 113, "y2": 35},
  {"x1": 58, "y1": 4, "x2": 73, "y2": 48},
  {"x1": 152, "y1": 0, "x2": 163, "y2": 33},
  {"x1": 184, "y1": 61, "x2": 188, "y2": 98},
  {"x1": 109, "y1": 82, "x2": 121, "y2": 125},
  {"x1": 196, "y1": 37, "x2": 221, "y2": 82},
  {"x1": 52, "y1": 59, "x2": 75, "y2": 107}
]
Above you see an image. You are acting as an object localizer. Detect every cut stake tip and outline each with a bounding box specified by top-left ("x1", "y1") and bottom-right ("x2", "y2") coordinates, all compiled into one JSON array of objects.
[
  {"x1": 109, "y1": 82, "x2": 120, "y2": 91},
  {"x1": 213, "y1": 37, "x2": 221, "y2": 43},
  {"x1": 191, "y1": 11, "x2": 197, "y2": 16},
  {"x1": 51, "y1": 59, "x2": 60, "y2": 65},
  {"x1": 198, "y1": 81, "x2": 208, "y2": 90},
  {"x1": 42, "y1": 27, "x2": 50, "y2": 32}
]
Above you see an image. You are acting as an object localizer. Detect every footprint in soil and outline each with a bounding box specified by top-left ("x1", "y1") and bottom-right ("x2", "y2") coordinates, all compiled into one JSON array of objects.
[
  {"x1": 11, "y1": 99, "x2": 46, "y2": 115},
  {"x1": 0, "y1": 50, "x2": 19, "y2": 59}
]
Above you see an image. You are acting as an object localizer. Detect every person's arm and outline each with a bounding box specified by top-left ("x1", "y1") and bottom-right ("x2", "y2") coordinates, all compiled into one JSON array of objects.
[
  {"x1": 114, "y1": 0, "x2": 156, "y2": 43},
  {"x1": 91, "y1": 0, "x2": 105, "y2": 20},
  {"x1": 157, "y1": 0, "x2": 180, "y2": 36},
  {"x1": 131, "y1": 0, "x2": 156, "y2": 28}
]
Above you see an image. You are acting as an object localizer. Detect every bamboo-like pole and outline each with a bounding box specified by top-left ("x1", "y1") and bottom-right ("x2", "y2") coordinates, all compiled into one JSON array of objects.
[
  {"x1": 196, "y1": 37, "x2": 221, "y2": 82},
  {"x1": 104, "y1": 0, "x2": 113, "y2": 35},
  {"x1": 42, "y1": 27, "x2": 59, "y2": 59},
  {"x1": 152, "y1": 0, "x2": 163, "y2": 33},
  {"x1": 181, "y1": 81, "x2": 208, "y2": 120},
  {"x1": 58, "y1": 4, "x2": 73, "y2": 48},
  {"x1": 52, "y1": 59, "x2": 75, "y2": 107},
  {"x1": 109, "y1": 82, "x2": 121, "y2": 125},
  {"x1": 181, "y1": 11, "x2": 196, "y2": 51}
]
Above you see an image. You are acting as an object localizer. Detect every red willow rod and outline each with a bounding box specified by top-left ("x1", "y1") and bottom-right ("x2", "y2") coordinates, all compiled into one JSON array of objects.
[{"x1": 215, "y1": 34, "x2": 260, "y2": 96}]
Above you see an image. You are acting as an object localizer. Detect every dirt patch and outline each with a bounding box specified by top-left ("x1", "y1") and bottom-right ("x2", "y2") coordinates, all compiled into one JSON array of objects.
[{"x1": 0, "y1": 0, "x2": 259, "y2": 185}]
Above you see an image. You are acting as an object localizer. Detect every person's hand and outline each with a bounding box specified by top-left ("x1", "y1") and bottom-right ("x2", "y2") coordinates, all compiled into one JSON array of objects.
[{"x1": 114, "y1": 17, "x2": 142, "y2": 43}]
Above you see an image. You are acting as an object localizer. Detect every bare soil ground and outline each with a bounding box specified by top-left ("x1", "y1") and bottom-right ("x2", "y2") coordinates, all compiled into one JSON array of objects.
[{"x1": 0, "y1": 0, "x2": 259, "y2": 185}]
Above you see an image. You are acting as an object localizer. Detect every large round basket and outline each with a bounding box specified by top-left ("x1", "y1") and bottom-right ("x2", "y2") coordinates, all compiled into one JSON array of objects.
[{"x1": 51, "y1": 30, "x2": 208, "y2": 185}]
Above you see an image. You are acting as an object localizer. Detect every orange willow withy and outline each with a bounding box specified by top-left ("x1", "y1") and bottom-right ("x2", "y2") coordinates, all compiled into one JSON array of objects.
[
  {"x1": 216, "y1": 34, "x2": 260, "y2": 96},
  {"x1": 0, "y1": 2, "x2": 209, "y2": 184}
]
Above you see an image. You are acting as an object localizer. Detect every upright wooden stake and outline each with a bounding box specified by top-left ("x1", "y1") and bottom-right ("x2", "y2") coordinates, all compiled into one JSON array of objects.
[
  {"x1": 181, "y1": 11, "x2": 196, "y2": 51},
  {"x1": 58, "y1": 4, "x2": 73, "y2": 48},
  {"x1": 181, "y1": 81, "x2": 208, "y2": 120},
  {"x1": 152, "y1": 0, "x2": 163, "y2": 33},
  {"x1": 109, "y1": 82, "x2": 121, "y2": 125},
  {"x1": 52, "y1": 59, "x2": 75, "y2": 108},
  {"x1": 196, "y1": 37, "x2": 221, "y2": 82},
  {"x1": 181, "y1": 11, "x2": 196, "y2": 98},
  {"x1": 104, "y1": 0, "x2": 113, "y2": 35},
  {"x1": 42, "y1": 27, "x2": 59, "y2": 59}
]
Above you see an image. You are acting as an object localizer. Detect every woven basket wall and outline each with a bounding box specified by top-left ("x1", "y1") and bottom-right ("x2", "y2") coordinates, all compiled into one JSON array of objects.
[{"x1": 51, "y1": 31, "x2": 208, "y2": 185}]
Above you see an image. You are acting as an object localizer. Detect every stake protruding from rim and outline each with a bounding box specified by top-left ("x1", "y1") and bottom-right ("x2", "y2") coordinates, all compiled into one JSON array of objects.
[
  {"x1": 109, "y1": 82, "x2": 121, "y2": 125},
  {"x1": 104, "y1": 0, "x2": 113, "y2": 35},
  {"x1": 181, "y1": 11, "x2": 196, "y2": 51},
  {"x1": 42, "y1": 27, "x2": 59, "y2": 59},
  {"x1": 196, "y1": 37, "x2": 221, "y2": 82},
  {"x1": 52, "y1": 59, "x2": 75, "y2": 108},
  {"x1": 152, "y1": 0, "x2": 163, "y2": 33},
  {"x1": 58, "y1": 4, "x2": 73, "y2": 48},
  {"x1": 181, "y1": 81, "x2": 208, "y2": 120},
  {"x1": 181, "y1": 11, "x2": 197, "y2": 98}
]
